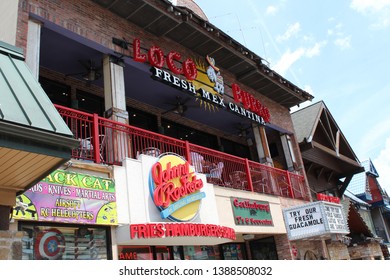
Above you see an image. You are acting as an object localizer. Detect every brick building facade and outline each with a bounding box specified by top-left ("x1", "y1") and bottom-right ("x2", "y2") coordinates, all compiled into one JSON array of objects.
[{"x1": 0, "y1": 0, "x2": 365, "y2": 260}]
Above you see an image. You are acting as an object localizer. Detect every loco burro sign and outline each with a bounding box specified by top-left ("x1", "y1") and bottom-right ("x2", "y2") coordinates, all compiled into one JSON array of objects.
[
  {"x1": 231, "y1": 198, "x2": 273, "y2": 226},
  {"x1": 13, "y1": 169, "x2": 117, "y2": 225},
  {"x1": 128, "y1": 38, "x2": 271, "y2": 125},
  {"x1": 283, "y1": 201, "x2": 349, "y2": 240}
]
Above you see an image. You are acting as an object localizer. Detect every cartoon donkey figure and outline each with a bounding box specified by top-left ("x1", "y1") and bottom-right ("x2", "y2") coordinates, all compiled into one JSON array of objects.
[{"x1": 206, "y1": 55, "x2": 224, "y2": 95}]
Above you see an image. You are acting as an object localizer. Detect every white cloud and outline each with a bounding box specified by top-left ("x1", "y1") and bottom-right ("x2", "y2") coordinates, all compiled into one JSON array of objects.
[
  {"x1": 273, "y1": 48, "x2": 305, "y2": 75},
  {"x1": 303, "y1": 85, "x2": 314, "y2": 95},
  {"x1": 350, "y1": 0, "x2": 390, "y2": 28},
  {"x1": 306, "y1": 41, "x2": 327, "y2": 57},
  {"x1": 351, "y1": 0, "x2": 390, "y2": 12},
  {"x1": 276, "y1": 22, "x2": 301, "y2": 42},
  {"x1": 334, "y1": 36, "x2": 351, "y2": 50},
  {"x1": 266, "y1": 5, "x2": 278, "y2": 15},
  {"x1": 273, "y1": 42, "x2": 326, "y2": 75},
  {"x1": 290, "y1": 100, "x2": 313, "y2": 113},
  {"x1": 373, "y1": 137, "x2": 390, "y2": 194}
]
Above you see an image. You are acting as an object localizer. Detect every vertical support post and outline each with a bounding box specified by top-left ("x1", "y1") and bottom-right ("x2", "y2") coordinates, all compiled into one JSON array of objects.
[
  {"x1": 245, "y1": 158, "x2": 254, "y2": 192},
  {"x1": 0, "y1": 205, "x2": 11, "y2": 230},
  {"x1": 185, "y1": 141, "x2": 191, "y2": 164},
  {"x1": 286, "y1": 171, "x2": 295, "y2": 199},
  {"x1": 92, "y1": 113, "x2": 100, "y2": 164},
  {"x1": 103, "y1": 55, "x2": 129, "y2": 163}
]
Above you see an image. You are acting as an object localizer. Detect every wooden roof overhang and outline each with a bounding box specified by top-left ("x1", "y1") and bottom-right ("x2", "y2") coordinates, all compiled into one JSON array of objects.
[
  {"x1": 91, "y1": 0, "x2": 313, "y2": 108},
  {"x1": 300, "y1": 140, "x2": 364, "y2": 194}
]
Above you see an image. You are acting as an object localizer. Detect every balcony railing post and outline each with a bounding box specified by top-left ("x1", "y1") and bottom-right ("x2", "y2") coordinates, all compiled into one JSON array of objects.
[
  {"x1": 92, "y1": 113, "x2": 100, "y2": 164},
  {"x1": 286, "y1": 171, "x2": 295, "y2": 199},
  {"x1": 245, "y1": 158, "x2": 254, "y2": 192},
  {"x1": 185, "y1": 141, "x2": 191, "y2": 164}
]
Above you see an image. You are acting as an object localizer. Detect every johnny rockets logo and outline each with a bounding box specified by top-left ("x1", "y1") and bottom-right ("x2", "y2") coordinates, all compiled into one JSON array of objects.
[{"x1": 149, "y1": 154, "x2": 206, "y2": 222}]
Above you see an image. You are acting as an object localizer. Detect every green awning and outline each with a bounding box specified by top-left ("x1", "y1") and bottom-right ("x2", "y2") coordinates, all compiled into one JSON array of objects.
[
  {"x1": 0, "y1": 41, "x2": 79, "y2": 196},
  {"x1": 0, "y1": 41, "x2": 73, "y2": 136}
]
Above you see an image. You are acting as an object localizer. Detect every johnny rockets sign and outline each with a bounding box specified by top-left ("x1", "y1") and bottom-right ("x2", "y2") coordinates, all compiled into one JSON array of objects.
[
  {"x1": 132, "y1": 38, "x2": 270, "y2": 124},
  {"x1": 149, "y1": 154, "x2": 205, "y2": 222},
  {"x1": 126, "y1": 154, "x2": 236, "y2": 241}
]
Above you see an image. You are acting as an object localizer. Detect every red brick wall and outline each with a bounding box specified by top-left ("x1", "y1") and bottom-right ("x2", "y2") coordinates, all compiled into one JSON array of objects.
[{"x1": 274, "y1": 234, "x2": 294, "y2": 260}]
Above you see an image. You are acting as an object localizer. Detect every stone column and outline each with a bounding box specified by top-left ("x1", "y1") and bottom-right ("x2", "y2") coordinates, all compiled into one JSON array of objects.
[
  {"x1": 0, "y1": 189, "x2": 16, "y2": 230},
  {"x1": 25, "y1": 19, "x2": 42, "y2": 80},
  {"x1": 0, "y1": 230, "x2": 24, "y2": 260},
  {"x1": 103, "y1": 55, "x2": 130, "y2": 163},
  {"x1": 0, "y1": 190, "x2": 23, "y2": 260}
]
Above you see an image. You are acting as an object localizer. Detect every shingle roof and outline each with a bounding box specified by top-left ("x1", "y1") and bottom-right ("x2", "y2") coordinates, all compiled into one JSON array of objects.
[
  {"x1": 362, "y1": 159, "x2": 379, "y2": 177},
  {"x1": 347, "y1": 171, "x2": 367, "y2": 196},
  {"x1": 291, "y1": 101, "x2": 323, "y2": 143},
  {"x1": 347, "y1": 159, "x2": 378, "y2": 196},
  {"x1": 344, "y1": 189, "x2": 370, "y2": 206}
]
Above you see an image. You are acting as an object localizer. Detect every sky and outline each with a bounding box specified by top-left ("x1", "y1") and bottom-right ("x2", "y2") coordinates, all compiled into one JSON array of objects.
[{"x1": 194, "y1": 0, "x2": 390, "y2": 194}]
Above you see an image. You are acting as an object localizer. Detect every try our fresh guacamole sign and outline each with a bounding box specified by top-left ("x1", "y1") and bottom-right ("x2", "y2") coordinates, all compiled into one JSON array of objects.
[{"x1": 13, "y1": 169, "x2": 117, "y2": 225}]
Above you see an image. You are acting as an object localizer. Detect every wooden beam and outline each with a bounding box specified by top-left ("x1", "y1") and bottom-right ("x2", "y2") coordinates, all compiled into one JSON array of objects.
[
  {"x1": 335, "y1": 130, "x2": 340, "y2": 156},
  {"x1": 316, "y1": 167, "x2": 324, "y2": 179},
  {"x1": 327, "y1": 171, "x2": 334, "y2": 183},
  {"x1": 312, "y1": 141, "x2": 361, "y2": 167},
  {"x1": 339, "y1": 174, "x2": 353, "y2": 195},
  {"x1": 305, "y1": 162, "x2": 314, "y2": 175}
]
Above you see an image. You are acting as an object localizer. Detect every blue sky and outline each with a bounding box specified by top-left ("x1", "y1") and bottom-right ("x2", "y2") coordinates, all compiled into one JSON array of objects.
[{"x1": 194, "y1": 0, "x2": 390, "y2": 193}]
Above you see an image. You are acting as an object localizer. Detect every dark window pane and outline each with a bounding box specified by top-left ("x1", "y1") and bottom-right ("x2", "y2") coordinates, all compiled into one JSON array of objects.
[
  {"x1": 77, "y1": 90, "x2": 104, "y2": 116},
  {"x1": 127, "y1": 106, "x2": 158, "y2": 132},
  {"x1": 39, "y1": 77, "x2": 71, "y2": 107}
]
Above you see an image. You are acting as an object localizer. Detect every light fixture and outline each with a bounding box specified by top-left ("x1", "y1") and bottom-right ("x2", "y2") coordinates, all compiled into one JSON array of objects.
[
  {"x1": 242, "y1": 234, "x2": 255, "y2": 240},
  {"x1": 174, "y1": 104, "x2": 184, "y2": 114},
  {"x1": 83, "y1": 69, "x2": 96, "y2": 81}
]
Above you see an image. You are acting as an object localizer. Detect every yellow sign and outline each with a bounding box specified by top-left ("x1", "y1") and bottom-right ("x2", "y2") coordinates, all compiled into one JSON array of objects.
[{"x1": 149, "y1": 154, "x2": 206, "y2": 222}]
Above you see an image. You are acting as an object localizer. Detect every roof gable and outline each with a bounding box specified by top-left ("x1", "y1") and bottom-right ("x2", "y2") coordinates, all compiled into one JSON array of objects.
[
  {"x1": 362, "y1": 159, "x2": 379, "y2": 177},
  {"x1": 291, "y1": 101, "x2": 323, "y2": 143},
  {"x1": 292, "y1": 100, "x2": 360, "y2": 163}
]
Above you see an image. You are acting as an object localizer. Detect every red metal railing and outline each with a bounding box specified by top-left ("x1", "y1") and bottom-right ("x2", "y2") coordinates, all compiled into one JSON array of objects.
[{"x1": 55, "y1": 104, "x2": 309, "y2": 200}]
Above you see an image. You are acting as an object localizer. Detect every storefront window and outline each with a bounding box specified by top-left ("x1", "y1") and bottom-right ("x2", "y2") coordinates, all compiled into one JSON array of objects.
[
  {"x1": 172, "y1": 246, "x2": 182, "y2": 260},
  {"x1": 20, "y1": 224, "x2": 110, "y2": 260},
  {"x1": 221, "y1": 243, "x2": 245, "y2": 260},
  {"x1": 155, "y1": 246, "x2": 171, "y2": 260},
  {"x1": 118, "y1": 246, "x2": 152, "y2": 260},
  {"x1": 250, "y1": 237, "x2": 278, "y2": 260},
  {"x1": 183, "y1": 245, "x2": 221, "y2": 260}
]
